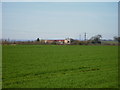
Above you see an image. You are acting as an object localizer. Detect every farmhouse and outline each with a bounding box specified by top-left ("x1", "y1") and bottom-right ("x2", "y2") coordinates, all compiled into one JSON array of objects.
[
  {"x1": 45, "y1": 40, "x2": 64, "y2": 44},
  {"x1": 64, "y1": 38, "x2": 72, "y2": 44},
  {"x1": 45, "y1": 38, "x2": 73, "y2": 44}
]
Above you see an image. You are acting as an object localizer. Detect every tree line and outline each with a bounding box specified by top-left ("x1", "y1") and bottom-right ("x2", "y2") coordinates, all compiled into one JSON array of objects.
[{"x1": 1, "y1": 35, "x2": 120, "y2": 45}]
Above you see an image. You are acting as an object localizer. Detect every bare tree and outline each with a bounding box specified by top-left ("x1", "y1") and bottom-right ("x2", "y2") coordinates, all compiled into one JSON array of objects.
[
  {"x1": 90, "y1": 34, "x2": 102, "y2": 44},
  {"x1": 114, "y1": 36, "x2": 120, "y2": 43},
  {"x1": 37, "y1": 38, "x2": 40, "y2": 42}
]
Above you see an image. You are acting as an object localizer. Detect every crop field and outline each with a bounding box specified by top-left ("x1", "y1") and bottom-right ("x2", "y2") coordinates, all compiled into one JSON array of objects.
[
  {"x1": 2, "y1": 45, "x2": 118, "y2": 88},
  {"x1": 0, "y1": 45, "x2": 2, "y2": 89}
]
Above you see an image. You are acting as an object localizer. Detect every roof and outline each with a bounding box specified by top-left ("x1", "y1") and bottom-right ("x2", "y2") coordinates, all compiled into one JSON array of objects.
[{"x1": 47, "y1": 40, "x2": 64, "y2": 41}]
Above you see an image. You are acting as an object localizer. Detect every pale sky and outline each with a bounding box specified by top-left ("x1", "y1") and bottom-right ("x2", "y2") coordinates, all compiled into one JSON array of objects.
[
  {"x1": 2, "y1": 2, "x2": 118, "y2": 40},
  {"x1": 1, "y1": 0, "x2": 119, "y2": 2},
  {"x1": 0, "y1": 2, "x2": 2, "y2": 40}
]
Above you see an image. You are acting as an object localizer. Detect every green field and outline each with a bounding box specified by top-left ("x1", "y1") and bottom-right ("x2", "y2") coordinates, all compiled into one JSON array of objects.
[
  {"x1": 2, "y1": 45, "x2": 118, "y2": 88},
  {"x1": 0, "y1": 45, "x2": 2, "y2": 89}
]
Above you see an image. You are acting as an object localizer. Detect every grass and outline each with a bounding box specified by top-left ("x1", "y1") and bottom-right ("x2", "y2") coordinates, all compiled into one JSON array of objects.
[
  {"x1": 2, "y1": 45, "x2": 118, "y2": 88},
  {"x1": 0, "y1": 45, "x2": 2, "y2": 89}
]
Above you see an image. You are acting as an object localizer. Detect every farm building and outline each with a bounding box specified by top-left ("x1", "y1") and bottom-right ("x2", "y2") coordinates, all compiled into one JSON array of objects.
[
  {"x1": 45, "y1": 38, "x2": 73, "y2": 44},
  {"x1": 45, "y1": 40, "x2": 64, "y2": 44},
  {"x1": 64, "y1": 38, "x2": 73, "y2": 44}
]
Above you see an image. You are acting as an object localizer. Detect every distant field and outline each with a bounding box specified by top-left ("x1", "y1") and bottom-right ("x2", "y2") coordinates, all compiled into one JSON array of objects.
[
  {"x1": 2, "y1": 45, "x2": 118, "y2": 88},
  {"x1": 101, "y1": 41, "x2": 118, "y2": 45}
]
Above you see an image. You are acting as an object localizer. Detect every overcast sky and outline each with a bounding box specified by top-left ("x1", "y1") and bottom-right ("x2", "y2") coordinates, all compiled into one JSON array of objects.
[{"x1": 2, "y1": 2, "x2": 118, "y2": 40}]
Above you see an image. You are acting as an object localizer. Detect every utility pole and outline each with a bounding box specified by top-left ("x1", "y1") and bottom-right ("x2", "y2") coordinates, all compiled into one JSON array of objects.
[
  {"x1": 84, "y1": 32, "x2": 86, "y2": 41},
  {"x1": 79, "y1": 34, "x2": 81, "y2": 41}
]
